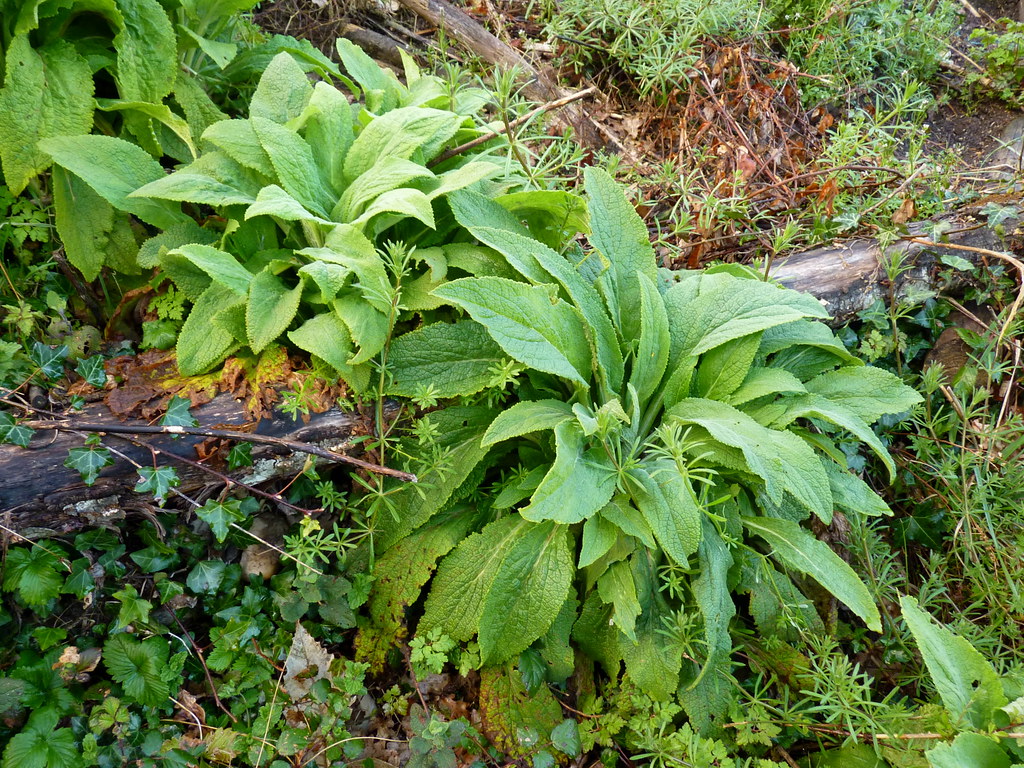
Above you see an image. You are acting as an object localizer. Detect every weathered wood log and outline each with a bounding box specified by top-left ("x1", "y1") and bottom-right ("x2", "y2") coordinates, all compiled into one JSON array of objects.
[
  {"x1": 394, "y1": 0, "x2": 608, "y2": 148},
  {"x1": 770, "y1": 209, "x2": 1024, "y2": 323},
  {"x1": 0, "y1": 394, "x2": 376, "y2": 534}
]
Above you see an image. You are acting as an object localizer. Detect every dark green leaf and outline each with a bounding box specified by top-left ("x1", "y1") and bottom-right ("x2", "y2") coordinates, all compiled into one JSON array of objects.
[
  {"x1": 64, "y1": 435, "x2": 113, "y2": 485},
  {"x1": 134, "y1": 466, "x2": 180, "y2": 503},
  {"x1": 0, "y1": 412, "x2": 33, "y2": 448},
  {"x1": 75, "y1": 355, "x2": 106, "y2": 387}
]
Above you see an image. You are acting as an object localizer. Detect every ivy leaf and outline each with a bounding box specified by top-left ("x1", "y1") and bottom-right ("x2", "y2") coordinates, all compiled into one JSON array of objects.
[
  {"x1": 134, "y1": 466, "x2": 180, "y2": 504},
  {"x1": 103, "y1": 633, "x2": 170, "y2": 707},
  {"x1": 227, "y1": 442, "x2": 253, "y2": 470},
  {"x1": 75, "y1": 355, "x2": 106, "y2": 387},
  {"x1": 195, "y1": 498, "x2": 247, "y2": 542},
  {"x1": 186, "y1": 560, "x2": 227, "y2": 594},
  {"x1": 64, "y1": 435, "x2": 113, "y2": 485},
  {"x1": 112, "y1": 585, "x2": 153, "y2": 629},
  {"x1": 162, "y1": 395, "x2": 198, "y2": 431},
  {"x1": 62, "y1": 558, "x2": 95, "y2": 598},
  {"x1": 0, "y1": 411, "x2": 33, "y2": 448},
  {"x1": 30, "y1": 342, "x2": 68, "y2": 378}
]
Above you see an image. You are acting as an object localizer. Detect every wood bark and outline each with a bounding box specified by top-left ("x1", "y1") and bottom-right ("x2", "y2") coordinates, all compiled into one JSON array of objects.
[
  {"x1": 769, "y1": 209, "x2": 1023, "y2": 323},
  {"x1": 394, "y1": 0, "x2": 607, "y2": 148},
  {"x1": 0, "y1": 395, "x2": 374, "y2": 533}
]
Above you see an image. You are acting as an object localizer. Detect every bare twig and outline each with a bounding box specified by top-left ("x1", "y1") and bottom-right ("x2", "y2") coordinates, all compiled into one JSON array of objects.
[
  {"x1": 429, "y1": 86, "x2": 598, "y2": 166},
  {"x1": 13, "y1": 415, "x2": 417, "y2": 483}
]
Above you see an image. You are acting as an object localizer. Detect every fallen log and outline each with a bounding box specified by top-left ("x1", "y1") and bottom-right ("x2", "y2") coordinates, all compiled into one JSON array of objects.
[
  {"x1": 770, "y1": 207, "x2": 1024, "y2": 323},
  {"x1": 0, "y1": 395, "x2": 380, "y2": 534}
]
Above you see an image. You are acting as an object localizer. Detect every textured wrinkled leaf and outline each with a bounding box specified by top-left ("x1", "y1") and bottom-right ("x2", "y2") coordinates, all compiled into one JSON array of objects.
[
  {"x1": 287, "y1": 312, "x2": 366, "y2": 389},
  {"x1": 585, "y1": 167, "x2": 658, "y2": 341},
  {"x1": 3, "y1": 547, "x2": 63, "y2": 606},
  {"x1": 579, "y1": 509, "x2": 618, "y2": 568},
  {"x1": 40, "y1": 135, "x2": 186, "y2": 228},
  {"x1": 479, "y1": 521, "x2": 573, "y2": 664},
  {"x1": 335, "y1": 157, "x2": 435, "y2": 221},
  {"x1": 601, "y1": 495, "x2": 656, "y2": 548},
  {"x1": 822, "y1": 459, "x2": 892, "y2": 517},
  {"x1": 246, "y1": 269, "x2": 304, "y2": 354},
  {"x1": 96, "y1": 98, "x2": 196, "y2": 159},
  {"x1": 631, "y1": 272, "x2": 670, "y2": 403},
  {"x1": 727, "y1": 367, "x2": 806, "y2": 406},
  {"x1": 433, "y1": 277, "x2": 592, "y2": 384},
  {"x1": 620, "y1": 551, "x2": 683, "y2": 700},
  {"x1": 467, "y1": 225, "x2": 624, "y2": 393},
  {"x1": 744, "y1": 516, "x2": 880, "y2": 631},
  {"x1": 318, "y1": 224, "x2": 391, "y2": 313},
  {"x1": 0, "y1": 36, "x2": 93, "y2": 194},
  {"x1": 900, "y1": 595, "x2": 1006, "y2": 728},
  {"x1": 670, "y1": 398, "x2": 832, "y2": 522},
  {"x1": 692, "y1": 518, "x2": 735, "y2": 669},
  {"x1": 328, "y1": 294, "x2": 387, "y2": 365},
  {"x1": 696, "y1": 333, "x2": 761, "y2": 401},
  {"x1": 482, "y1": 400, "x2": 574, "y2": 446},
  {"x1": 628, "y1": 463, "x2": 702, "y2": 564},
  {"x1": 522, "y1": 422, "x2": 617, "y2": 523},
  {"x1": 376, "y1": 407, "x2": 496, "y2": 549},
  {"x1": 597, "y1": 560, "x2": 640, "y2": 642},
  {"x1": 344, "y1": 107, "x2": 461, "y2": 180},
  {"x1": 251, "y1": 116, "x2": 332, "y2": 216},
  {"x1": 103, "y1": 633, "x2": 170, "y2": 706},
  {"x1": 1, "y1": 723, "x2": 78, "y2": 768},
  {"x1": 303, "y1": 81, "x2": 354, "y2": 196},
  {"x1": 353, "y1": 187, "x2": 435, "y2": 231},
  {"x1": 387, "y1": 320, "x2": 506, "y2": 398},
  {"x1": 176, "y1": 284, "x2": 243, "y2": 375},
  {"x1": 420, "y1": 516, "x2": 528, "y2": 642},
  {"x1": 805, "y1": 366, "x2": 923, "y2": 424},
  {"x1": 112, "y1": 0, "x2": 177, "y2": 104},
  {"x1": 250, "y1": 51, "x2": 313, "y2": 123},
  {"x1": 926, "y1": 732, "x2": 1009, "y2": 768},
  {"x1": 167, "y1": 244, "x2": 252, "y2": 296},
  {"x1": 52, "y1": 166, "x2": 116, "y2": 281},
  {"x1": 665, "y1": 273, "x2": 829, "y2": 365},
  {"x1": 202, "y1": 119, "x2": 274, "y2": 177}
]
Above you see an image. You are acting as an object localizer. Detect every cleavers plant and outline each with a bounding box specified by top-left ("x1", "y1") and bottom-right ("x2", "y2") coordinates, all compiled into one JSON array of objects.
[{"x1": 363, "y1": 167, "x2": 922, "y2": 726}]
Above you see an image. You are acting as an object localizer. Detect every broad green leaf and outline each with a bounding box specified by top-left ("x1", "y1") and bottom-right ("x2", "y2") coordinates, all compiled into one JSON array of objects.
[
  {"x1": 1, "y1": 724, "x2": 79, "y2": 768},
  {"x1": 353, "y1": 187, "x2": 436, "y2": 231},
  {"x1": 40, "y1": 135, "x2": 186, "y2": 228},
  {"x1": 250, "y1": 51, "x2": 313, "y2": 124},
  {"x1": 376, "y1": 407, "x2": 496, "y2": 549},
  {"x1": 670, "y1": 398, "x2": 832, "y2": 522},
  {"x1": 287, "y1": 312, "x2": 365, "y2": 389},
  {"x1": 245, "y1": 184, "x2": 328, "y2": 224},
  {"x1": 429, "y1": 161, "x2": 500, "y2": 199},
  {"x1": 727, "y1": 367, "x2": 806, "y2": 406},
  {"x1": 628, "y1": 463, "x2": 702, "y2": 565},
  {"x1": 433, "y1": 277, "x2": 592, "y2": 385},
  {"x1": 900, "y1": 595, "x2": 1006, "y2": 728},
  {"x1": 585, "y1": 167, "x2": 658, "y2": 341},
  {"x1": 202, "y1": 119, "x2": 275, "y2": 177},
  {"x1": 496, "y1": 189, "x2": 588, "y2": 249},
  {"x1": 822, "y1": 459, "x2": 892, "y2": 518},
  {"x1": 743, "y1": 516, "x2": 880, "y2": 631},
  {"x1": 480, "y1": 521, "x2": 573, "y2": 664},
  {"x1": 112, "y1": 0, "x2": 177, "y2": 104},
  {"x1": 387, "y1": 320, "x2": 506, "y2": 399},
  {"x1": 297, "y1": 260, "x2": 350, "y2": 303},
  {"x1": 333, "y1": 293, "x2": 389, "y2": 364},
  {"x1": 343, "y1": 107, "x2": 461, "y2": 180},
  {"x1": 597, "y1": 560, "x2": 640, "y2": 643},
  {"x1": 772, "y1": 393, "x2": 896, "y2": 480},
  {"x1": 3, "y1": 547, "x2": 63, "y2": 606},
  {"x1": 176, "y1": 284, "x2": 243, "y2": 375},
  {"x1": 251, "y1": 116, "x2": 332, "y2": 216},
  {"x1": 926, "y1": 733, "x2": 1009, "y2": 768},
  {"x1": 805, "y1": 366, "x2": 923, "y2": 424},
  {"x1": 337, "y1": 38, "x2": 400, "y2": 104},
  {"x1": 620, "y1": 551, "x2": 683, "y2": 700},
  {"x1": 95, "y1": 99, "x2": 196, "y2": 159},
  {"x1": 696, "y1": 333, "x2": 762, "y2": 401},
  {"x1": 601, "y1": 495, "x2": 656, "y2": 548},
  {"x1": 0, "y1": 36, "x2": 93, "y2": 194},
  {"x1": 30, "y1": 342, "x2": 67, "y2": 378},
  {"x1": 420, "y1": 516, "x2": 528, "y2": 642},
  {"x1": 579, "y1": 511, "x2": 618, "y2": 568},
  {"x1": 195, "y1": 499, "x2": 248, "y2": 542},
  {"x1": 246, "y1": 269, "x2": 304, "y2": 354},
  {"x1": 760, "y1": 319, "x2": 863, "y2": 366},
  {"x1": 631, "y1": 273, "x2": 670, "y2": 404},
  {"x1": 52, "y1": 166, "x2": 115, "y2": 281},
  {"x1": 521, "y1": 422, "x2": 617, "y2": 524},
  {"x1": 131, "y1": 150, "x2": 262, "y2": 207},
  {"x1": 692, "y1": 518, "x2": 735, "y2": 670},
  {"x1": 186, "y1": 560, "x2": 227, "y2": 594},
  {"x1": 302, "y1": 81, "x2": 354, "y2": 195},
  {"x1": 167, "y1": 244, "x2": 252, "y2": 296},
  {"x1": 665, "y1": 273, "x2": 830, "y2": 365},
  {"x1": 103, "y1": 633, "x2": 170, "y2": 706},
  {"x1": 449, "y1": 188, "x2": 534, "y2": 239},
  {"x1": 174, "y1": 71, "x2": 228, "y2": 140},
  {"x1": 466, "y1": 226, "x2": 624, "y2": 393},
  {"x1": 335, "y1": 157, "x2": 435, "y2": 221},
  {"x1": 482, "y1": 400, "x2": 575, "y2": 446},
  {"x1": 318, "y1": 224, "x2": 391, "y2": 313},
  {"x1": 178, "y1": 27, "x2": 238, "y2": 69}
]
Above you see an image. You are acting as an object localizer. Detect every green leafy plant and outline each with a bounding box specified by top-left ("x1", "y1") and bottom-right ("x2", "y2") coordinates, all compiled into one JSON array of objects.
[
  {"x1": 368, "y1": 167, "x2": 921, "y2": 727},
  {"x1": 969, "y1": 19, "x2": 1024, "y2": 107}
]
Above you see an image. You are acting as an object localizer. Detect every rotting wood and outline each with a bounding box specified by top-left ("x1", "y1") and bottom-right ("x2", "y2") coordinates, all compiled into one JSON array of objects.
[
  {"x1": 393, "y1": 0, "x2": 609, "y2": 148},
  {"x1": 0, "y1": 393, "x2": 385, "y2": 531}
]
